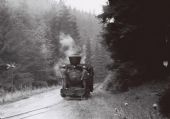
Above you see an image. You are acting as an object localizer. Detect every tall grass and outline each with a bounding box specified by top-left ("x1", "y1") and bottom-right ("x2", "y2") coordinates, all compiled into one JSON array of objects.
[{"x1": 0, "y1": 86, "x2": 58, "y2": 104}]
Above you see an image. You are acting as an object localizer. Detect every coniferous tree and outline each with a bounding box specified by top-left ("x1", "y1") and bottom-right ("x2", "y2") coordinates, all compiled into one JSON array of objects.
[
  {"x1": 99, "y1": 0, "x2": 170, "y2": 78},
  {"x1": 85, "y1": 39, "x2": 92, "y2": 65}
]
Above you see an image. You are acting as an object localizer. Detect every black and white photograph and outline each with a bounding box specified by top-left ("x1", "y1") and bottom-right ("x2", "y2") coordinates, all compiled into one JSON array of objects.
[{"x1": 0, "y1": 0, "x2": 170, "y2": 119}]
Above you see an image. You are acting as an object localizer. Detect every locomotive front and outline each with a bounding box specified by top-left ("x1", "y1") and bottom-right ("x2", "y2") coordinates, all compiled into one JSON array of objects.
[{"x1": 60, "y1": 55, "x2": 94, "y2": 99}]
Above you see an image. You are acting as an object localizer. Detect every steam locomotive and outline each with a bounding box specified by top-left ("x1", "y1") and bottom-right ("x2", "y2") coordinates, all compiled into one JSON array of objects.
[{"x1": 60, "y1": 55, "x2": 94, "y2": 99}]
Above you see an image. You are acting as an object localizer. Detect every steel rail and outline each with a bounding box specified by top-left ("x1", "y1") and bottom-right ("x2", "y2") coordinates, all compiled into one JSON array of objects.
[{"x1": 0, "y1": 100, "x2": 63, "y2": 119}]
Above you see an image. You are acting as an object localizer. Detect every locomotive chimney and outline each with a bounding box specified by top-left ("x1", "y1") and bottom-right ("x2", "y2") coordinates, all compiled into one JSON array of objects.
[{"x1": 69, "y1": 54, "x2": 81, "y2": 65}]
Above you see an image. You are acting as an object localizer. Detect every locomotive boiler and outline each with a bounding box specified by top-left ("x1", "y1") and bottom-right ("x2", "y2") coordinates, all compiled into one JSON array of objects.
[{"x1": 60, "y1": 54, "x2": 94, "y2": 98}]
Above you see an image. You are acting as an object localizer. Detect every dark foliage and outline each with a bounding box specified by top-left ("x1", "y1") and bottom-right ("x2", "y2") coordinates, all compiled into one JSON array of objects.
[
  {"x1": 98, "y1": 0, "x2": 170, "y2": 92},
  {"x1": 159, "y1": 87, "x2": 170, "y2": 117},
  {"x1": 99, "y1": 0, "x2": 170, "y2": 77},
  {"x1": 99, "y1": 0, "x2": 170, "y2": 116},
  {"x1": 32, "y1": 81, "x2": 48, "y2": 89},
  {"x1": 46, "y1": 79, "x2": 58, "y2": 86}
]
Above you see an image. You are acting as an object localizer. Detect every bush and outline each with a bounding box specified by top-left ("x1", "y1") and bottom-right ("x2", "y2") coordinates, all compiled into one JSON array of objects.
[
  {"x1": 107, "y1": 62, "x2": 143, "y2": 92},
  {"x1": 46, "y1": 79, "x2": 58, "y2": 86},
  {"x1": 32, "y1": 81, "x2": 48, "y2": 89},
  {"x1": 103, "y1": 61, "x2": 147, "y2": 92},
  {"x1": 159, "y1": 87, "x2": 170, "y2": 117},
  {"x1": 102, "y1": 72, "x2": 129, "y2": 92}
]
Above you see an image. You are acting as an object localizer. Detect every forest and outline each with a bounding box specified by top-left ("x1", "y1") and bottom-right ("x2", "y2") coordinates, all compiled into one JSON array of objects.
[
  {"x1": 99, "y1": 0, "x2": 170, "y2": 117},
  {"x1": 0, "y1": 0, "x2": 110, "y2": 92},
  {"x1": 1, "y1": 0, "x2": 170, "y2": 118}
]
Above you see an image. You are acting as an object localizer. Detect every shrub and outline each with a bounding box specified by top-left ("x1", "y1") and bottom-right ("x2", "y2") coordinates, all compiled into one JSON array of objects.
[
  {"x1": 102, "y1": 72, "x2": 129, "y2": 92},
  {"x1": 159, "y1": 87, "x2": 170, "y2": 117},
  {"x1": 110, "y1": 62, "x2": 143, "y2": 91},
  {"x1": 32, "y1": 81, "x2": 48, "y2": 89}
]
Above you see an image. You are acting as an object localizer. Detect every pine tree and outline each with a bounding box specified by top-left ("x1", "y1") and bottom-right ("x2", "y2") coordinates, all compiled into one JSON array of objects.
[
  {"x1": 46, "y1": 1, "x2": 81, "y2": 62},
  {"x1": 91, "y1": 41, "x2": 111, "y2": 82},
  {"x1": 99, "y1": 0, "x2": 170, "y2": 77},
  {"x1": 85, "y1": 39, "x2": 92, "y2": 65}
]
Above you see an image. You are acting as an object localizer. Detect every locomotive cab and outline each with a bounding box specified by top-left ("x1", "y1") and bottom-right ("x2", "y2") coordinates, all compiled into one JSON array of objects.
[{"x1": 60, "y1": 55, "x2": 94, "y2": 99}]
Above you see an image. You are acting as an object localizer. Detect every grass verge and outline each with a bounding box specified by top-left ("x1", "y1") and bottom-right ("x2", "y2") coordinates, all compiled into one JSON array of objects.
[{"x1": 0, "y1": 86, "x2": 58, "y2": 105}]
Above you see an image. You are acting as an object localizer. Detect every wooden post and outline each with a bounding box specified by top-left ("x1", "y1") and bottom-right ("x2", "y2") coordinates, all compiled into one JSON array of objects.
[{"x1": 11, "y1": 68, "x2": 14, "y2": 92}]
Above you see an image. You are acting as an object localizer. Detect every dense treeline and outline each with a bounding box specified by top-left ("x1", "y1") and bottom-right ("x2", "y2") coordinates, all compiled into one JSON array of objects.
[
  {"x1": 99, "y1": 0, "x2": 170, "y2": 85},
  {"x1": 0, "y1": 0, "x2": 106, "y2": 92},
  {"x1": 99, "y1": 0, "x2": 170, "y2": 116},
  {"x1": 0, "y1": 0, "x2": 82, "y2": 91}
]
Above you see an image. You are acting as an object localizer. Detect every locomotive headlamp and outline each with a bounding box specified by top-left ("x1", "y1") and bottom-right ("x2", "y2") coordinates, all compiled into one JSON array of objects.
[
  {"x1": 63, "y1": 64, "x2": 66, "y2": 67},
  {"x1": 60, "y1": 65, "x2": 66, "y2": 69},
  {"x1": 83, "y1": 66, "x2": 86, "y2": 69}
]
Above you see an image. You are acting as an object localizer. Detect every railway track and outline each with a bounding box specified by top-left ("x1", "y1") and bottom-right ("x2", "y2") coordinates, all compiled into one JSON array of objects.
[
  {"x1": 0, "y1": 83, "x2": 101, "y2": 119},
  {"x1": 0, "y1": 100, "x2": 63, "y2": 119},
  {"x1": 93, "y1": 83, "x2": 101, "y2": 90}
]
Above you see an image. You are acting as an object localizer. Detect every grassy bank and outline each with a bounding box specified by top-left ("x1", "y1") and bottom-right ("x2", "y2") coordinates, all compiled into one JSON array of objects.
[
  {"x1": 0, "y1": 86, "x2": 58, "y2": 105},
  {"x1": 100, "y1": 74, "x2": 170, "y2": 119}
]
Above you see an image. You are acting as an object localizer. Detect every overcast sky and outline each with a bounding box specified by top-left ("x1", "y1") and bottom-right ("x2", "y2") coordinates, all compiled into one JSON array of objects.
[{"x1": 57, "y1": 0, "x2": 107, "y2": 14}]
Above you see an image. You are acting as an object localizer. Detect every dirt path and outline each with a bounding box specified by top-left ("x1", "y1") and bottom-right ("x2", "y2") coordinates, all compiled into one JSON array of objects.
[
  {"x1": 16, "y1": 86, "x2": 118, "y2": 119},
  {"x1": 0, "y1": 84, "x2": 166, "y2": 119},
  {"x1": 0, "y1": 84, "x2": 116, "y2": 119}
]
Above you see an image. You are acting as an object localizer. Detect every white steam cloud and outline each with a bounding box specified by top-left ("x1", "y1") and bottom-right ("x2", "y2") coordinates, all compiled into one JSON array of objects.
[
  {"x1": 59, "y1": 33, "x2": 79, "y2": 58},
  {"x1": 81, "y1": 45, "x2": 86, "y2": 64},
  {"x1": 54, "y1": 33, "x2": 86, "y2": 77}
]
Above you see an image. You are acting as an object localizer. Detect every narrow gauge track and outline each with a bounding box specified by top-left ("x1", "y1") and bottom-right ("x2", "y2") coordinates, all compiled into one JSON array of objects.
[
  {"x1": 0, "y1": 83, "x2": 101, "y2": 119},
  {"x1": 0, "y1": 100, "x2": 63, "y2": 119}
]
